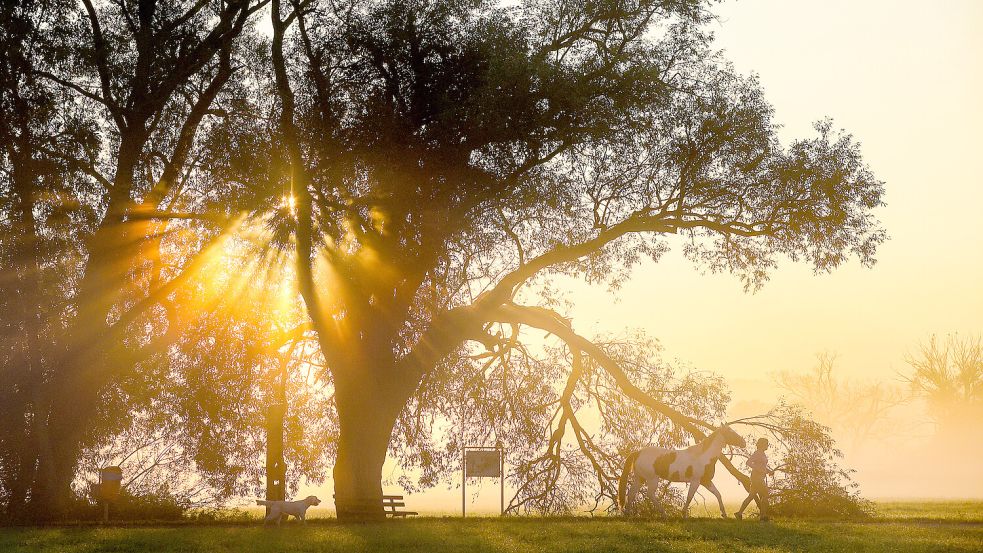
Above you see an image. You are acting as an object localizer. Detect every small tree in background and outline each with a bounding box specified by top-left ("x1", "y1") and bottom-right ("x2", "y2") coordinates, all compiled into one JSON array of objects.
[
  {"x1": 904, "y1": 333, "x2": 983, "y2": 435},
  {"x1": 775, "y1": 352, "x2": 906, "y2": 451}
]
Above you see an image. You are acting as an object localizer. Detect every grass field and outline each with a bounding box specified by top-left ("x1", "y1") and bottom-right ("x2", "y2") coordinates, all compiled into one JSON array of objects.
[{"x1": 1, "y1": 501, "x2": 981, "y2": 553}]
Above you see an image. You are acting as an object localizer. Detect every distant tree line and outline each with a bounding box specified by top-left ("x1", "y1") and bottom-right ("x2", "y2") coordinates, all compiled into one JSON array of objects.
[{"x1": 776, "y1": 334, "x2": 983, "y2": 450}]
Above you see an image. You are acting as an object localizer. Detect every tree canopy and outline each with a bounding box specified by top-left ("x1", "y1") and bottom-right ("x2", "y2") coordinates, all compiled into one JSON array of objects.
[{"x1": 0, "y1": 0, "x2": 885, "y2": 521}]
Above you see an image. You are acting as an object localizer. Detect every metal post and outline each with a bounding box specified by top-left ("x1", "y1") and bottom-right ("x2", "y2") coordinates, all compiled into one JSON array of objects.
[
  {"x1": 499, "y1": 447, "x2": 504, "y2": 516},
  {"x1": 461, "y1": 448, "x2": 466, "y2": 518}
]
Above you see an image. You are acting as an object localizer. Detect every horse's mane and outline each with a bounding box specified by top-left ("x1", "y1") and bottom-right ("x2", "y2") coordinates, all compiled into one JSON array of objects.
[{"x1": 694, "y1": 427, "x2": 722, "y2": 454}]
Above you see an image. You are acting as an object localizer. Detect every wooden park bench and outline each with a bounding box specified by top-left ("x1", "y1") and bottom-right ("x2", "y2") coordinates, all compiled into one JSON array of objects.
[
  {"x1": 333, "y1": 494, "x2": 418, "y2": 517},
  {"x1": 382, "y1": 495, "x2": 418, "y2": 517}
]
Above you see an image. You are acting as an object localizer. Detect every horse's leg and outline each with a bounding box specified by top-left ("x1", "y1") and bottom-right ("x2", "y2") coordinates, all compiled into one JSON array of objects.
[
  {"x1": 682, "y1": 480, "x2": 699, "y2": 518},
  {"x1": 704, "y1": 481, "x2": 726, "y2": 518},
  {"x1": 646, "y1": 477, "x2": 667, "y2": 517},
  {"x1": 625, "y1": 473, "x2": 641, "y2": 515}
]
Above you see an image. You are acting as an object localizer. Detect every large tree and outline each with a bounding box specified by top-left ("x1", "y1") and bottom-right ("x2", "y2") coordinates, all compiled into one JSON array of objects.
[
  {"x1": 0, "y1": 0, "x2": 266, "y2": 519},
  {"x1": 264, "y1": 0, "x2": 885, "y2": 519}
]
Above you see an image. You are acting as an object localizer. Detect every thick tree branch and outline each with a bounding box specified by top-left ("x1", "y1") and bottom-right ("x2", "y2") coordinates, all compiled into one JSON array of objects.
[
  {"x1": 487, "y1": 302, "x2": 751, "y2": 489},
  {"x1": 146, "y1": 40, "x2": 235, "y2": 207},
  {"x1": 80, "y1": 0, "x2": 125, "y2": 128},
  {"x1": 109, "y1": 212, "x2": 246, "y2": 335},
  {"x1": 271, "y1": 0, "x2": 347, "y2": 376},
  {"x1": 478, "y1": 212, "x2": 771, "y2": 308},
  {"x1": 36, "y1": 145, "x2": 113, "y2": 190},
  {"x1": 34, "y1": 70, "x2": 115, "y2": 113}
]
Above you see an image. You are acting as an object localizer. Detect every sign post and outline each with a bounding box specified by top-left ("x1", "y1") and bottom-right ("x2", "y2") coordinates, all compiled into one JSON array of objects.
[
  {"x1": 98, "y1": 466, "x2": 123, "y2": 523},
  {"x1": 462, "y1": 445, "x2": 504, "y2": 517}
]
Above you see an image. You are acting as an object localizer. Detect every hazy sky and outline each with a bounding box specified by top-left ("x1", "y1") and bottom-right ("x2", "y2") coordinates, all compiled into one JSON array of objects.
[
  {"x1": 570, "y1": 0, "x2": 983, "y2": 385},
  {"x1": 299, "y1": 1, "x2": 983, "y2": 511},
  {"x1": 554, "y1": 0, "x2": 983, "y2": 502}
]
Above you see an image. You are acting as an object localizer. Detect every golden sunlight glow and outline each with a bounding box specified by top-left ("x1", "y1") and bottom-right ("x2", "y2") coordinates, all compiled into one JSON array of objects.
[
  {"x1": 125, "y1": 1, "x2": 981, "y2": 514},
  {"x1": 281, "y1": 194, "x2": 297, "y2": 218},
  {"x1": 185, "y1": 212, "x2": 305, "y2": 336}
]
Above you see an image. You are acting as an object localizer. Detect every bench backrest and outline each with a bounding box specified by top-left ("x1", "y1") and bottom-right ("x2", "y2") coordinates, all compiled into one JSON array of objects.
[{"x1": 382, "y1": 495, "x2": 405, "y2": 510}]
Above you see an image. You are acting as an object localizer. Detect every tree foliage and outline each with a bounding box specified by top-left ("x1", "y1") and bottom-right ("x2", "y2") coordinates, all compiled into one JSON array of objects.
[
  {"x1": 1, "y1": 0, "x2": 886, "y2": 520},
  {"x1": 259, "y1": 0, "x2": 884, "y2": 518},
  {"x1": 0, "y1": 0, "x2": 271, "y2": 519}
]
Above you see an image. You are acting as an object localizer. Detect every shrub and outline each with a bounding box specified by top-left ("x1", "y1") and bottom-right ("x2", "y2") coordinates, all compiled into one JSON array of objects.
[
  {"x1": 74, "y1": 486, "x2": 188, "y2": 521},
  {"x1": 741, "y1": 402, "x2": 874, "y2": 519}
]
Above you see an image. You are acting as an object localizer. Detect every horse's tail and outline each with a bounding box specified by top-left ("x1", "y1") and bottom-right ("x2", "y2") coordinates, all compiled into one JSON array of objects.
[{"x1": 617, "y1": 450, "x2": 640, "y2": 511}]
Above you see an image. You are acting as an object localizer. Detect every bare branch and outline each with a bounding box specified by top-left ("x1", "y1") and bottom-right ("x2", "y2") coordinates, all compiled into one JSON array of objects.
[
  {"x1": 486, "y1": 302, "x2": 752, "y2": 490},
  {"x1": 79, "y1": 0, "x2": 124, "y2": 127}
]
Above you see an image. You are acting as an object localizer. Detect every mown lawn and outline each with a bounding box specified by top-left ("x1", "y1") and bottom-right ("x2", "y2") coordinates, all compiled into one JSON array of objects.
[
  {"x1": 1, "y1": 502, "x2": 981, "y2": 553},
  {"x1": 874, "y1": 500, "x2": 983, "y2": 522}
]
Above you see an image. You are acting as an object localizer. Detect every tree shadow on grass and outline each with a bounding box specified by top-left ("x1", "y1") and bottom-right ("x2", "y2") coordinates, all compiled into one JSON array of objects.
[
  {"x1": 4, "y1": 518, "x2": 983, "y2": 553},
  {"x1": 316, "y1": 518, "x2": 827, "y2": 553},
  {"x1": 683, "y1": 519, "x2": 983, "y2": 553}
]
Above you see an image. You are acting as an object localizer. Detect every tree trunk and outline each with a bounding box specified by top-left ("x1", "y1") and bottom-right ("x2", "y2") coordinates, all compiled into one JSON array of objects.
[
  {"x1": 30, "y1": 357, "x2": 105, "y2": 521},
  {"x1": 24, "y1": 130, "x2": 146, "y2": 521},
  {"x1": 265, "y1": 358, "x2": 288, "y2": 510},
  {"x1": 332, "y1": 372, "x2": 410, "y2": 521},
  {"x1": 29, "y1": 440, "x2": 79, "y2": 521}
]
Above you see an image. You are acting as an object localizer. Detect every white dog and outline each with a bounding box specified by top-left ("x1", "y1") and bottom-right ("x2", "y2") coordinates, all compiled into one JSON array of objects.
[{"x1": 256, "y1": 495, "x2": 321, "y2": 525}]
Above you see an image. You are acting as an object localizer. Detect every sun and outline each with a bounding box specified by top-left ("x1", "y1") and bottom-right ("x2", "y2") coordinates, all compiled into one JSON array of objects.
[{"x1": 281, "y1": 194, "x2": 297, "y2": 218}]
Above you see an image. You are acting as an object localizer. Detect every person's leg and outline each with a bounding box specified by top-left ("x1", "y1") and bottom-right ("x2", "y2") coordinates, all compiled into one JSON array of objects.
[
  {"x1": 746, "y1": 473, "x2": 769, "y2": 517},
  {"x1": 758, "y1": 486, "x2": 771, "y2": 521},
  {"x1": 736, "y1": 492, "x2": 755, "y2": 519}
]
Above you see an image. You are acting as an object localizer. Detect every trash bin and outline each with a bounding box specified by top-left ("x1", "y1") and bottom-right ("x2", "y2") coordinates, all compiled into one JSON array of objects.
[
  {"x1": 98, "y1": 466, "x2": 122, "y2": 522},
  {"x1": 99, "y1": 466, "x2": 122, "y2": 501}
]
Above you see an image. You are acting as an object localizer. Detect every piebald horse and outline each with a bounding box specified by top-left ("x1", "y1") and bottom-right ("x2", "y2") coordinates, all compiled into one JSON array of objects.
[{"x1": 618, "y1": 425, "x2": 746, "y2": 517}]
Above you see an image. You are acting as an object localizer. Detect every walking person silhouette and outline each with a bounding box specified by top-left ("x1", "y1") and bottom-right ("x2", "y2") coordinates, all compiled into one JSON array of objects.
[{"x1": 736, "y1": 437, "x2": 774, "y2": 522}]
